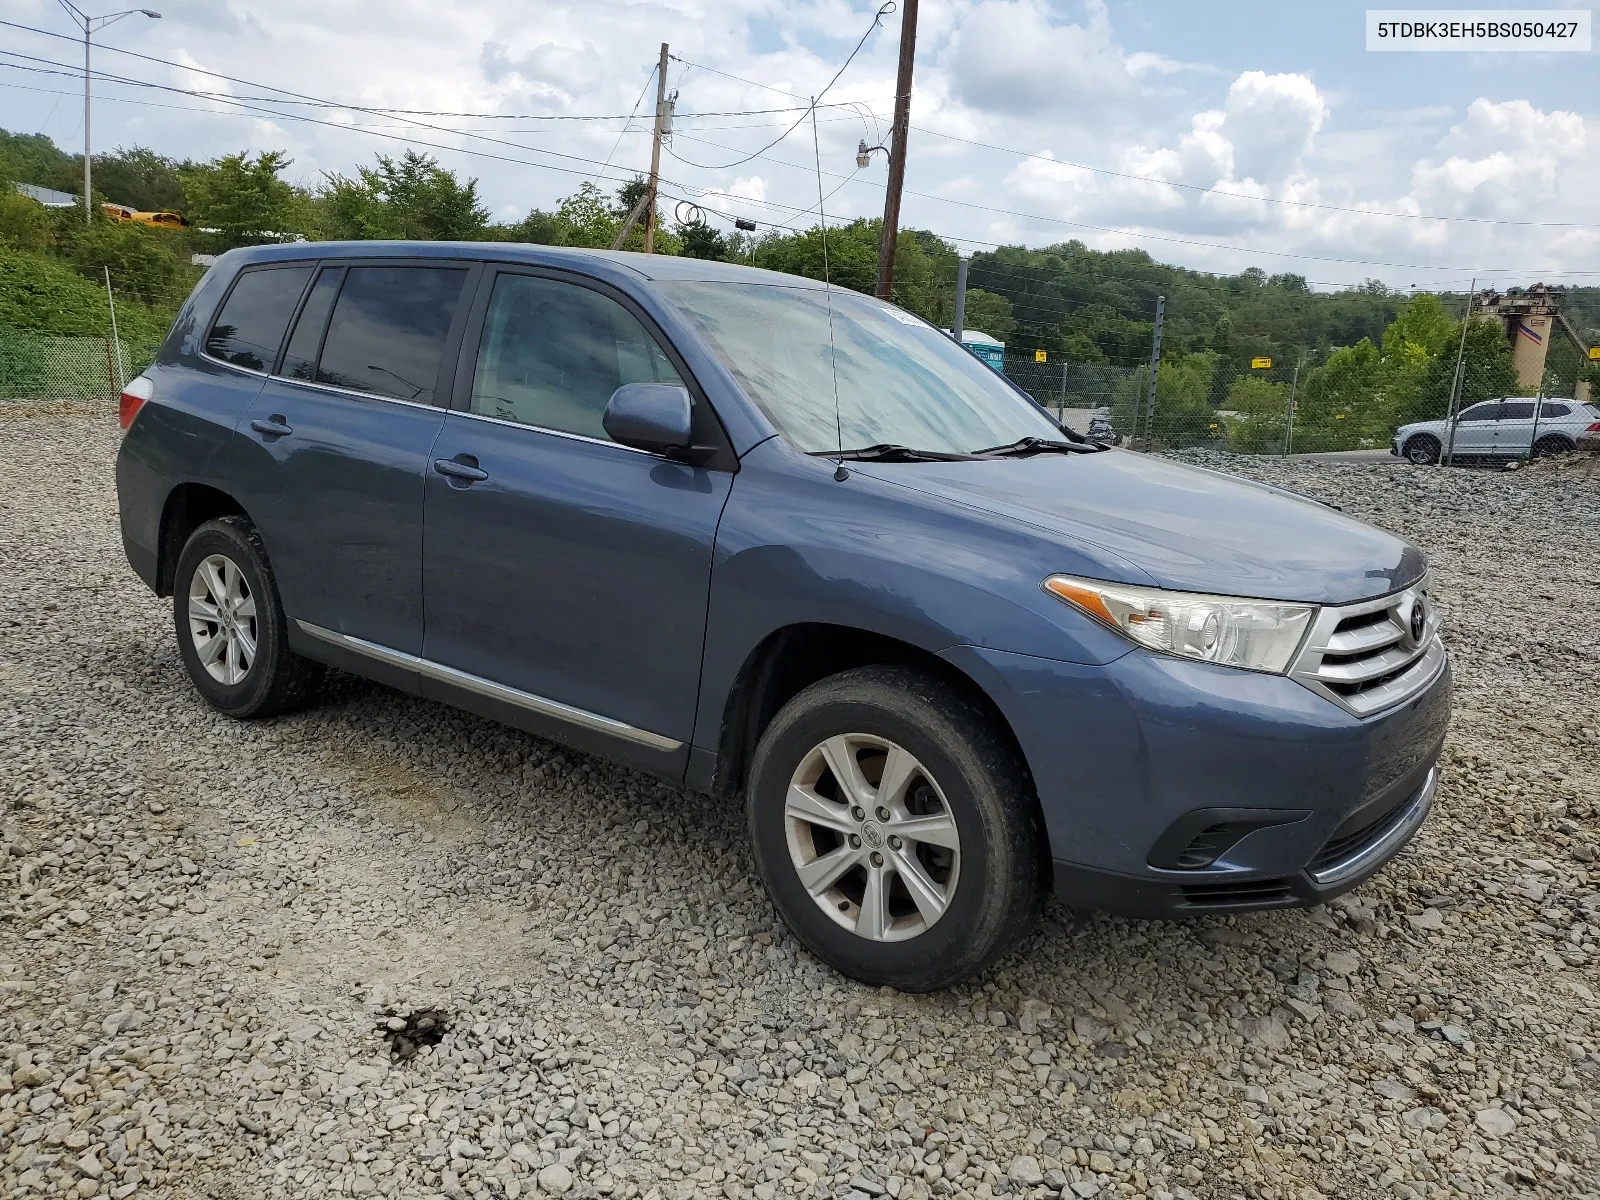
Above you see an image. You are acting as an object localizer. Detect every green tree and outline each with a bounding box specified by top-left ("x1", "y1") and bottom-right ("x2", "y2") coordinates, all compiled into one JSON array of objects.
[
  {"x1": 0, "y1": 190, "x2": 52, "y2": 251},
  {"x1": 60, "y1": 218, "x2": 187, "y2": 305},
  {"x1": 319, "y1": 150, "x2": 488, "y2": 241},
  {"x1": 1112, "y1": 351, "x2": 1216, "y2": 447},
  {"x1": 91, "y1": 147, "x2": 190, "y2": 212},
  {"x1": 678, "y1": 221, "x2": 729, "y2": 260},
  {"x1": 1224, "y1": 374, "x2": 1291, "y2": 453},
  {"x1": 1399, "y1": 317, "x2": 1518, "y2": 425},
  {"x1": 181, "y1": 151, "x2": 313, "y2": 248},
  {"x1": 1295, "y1": 339, "x2": 1381, "y2": 450}
]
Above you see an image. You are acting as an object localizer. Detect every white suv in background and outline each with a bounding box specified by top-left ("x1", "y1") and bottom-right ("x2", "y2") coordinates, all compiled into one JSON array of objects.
[{"x1": 1393, "y1": 398, "x2": 1600, "y2": 464}]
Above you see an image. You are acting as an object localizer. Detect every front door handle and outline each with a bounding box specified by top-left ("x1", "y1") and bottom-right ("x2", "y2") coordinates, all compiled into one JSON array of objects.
[
  {"x1": 433, "y1": 456, "x2": 489, "y2": 484},
  {"x1": 250, "y1": 416, "x2": 293, "y2": 437}
]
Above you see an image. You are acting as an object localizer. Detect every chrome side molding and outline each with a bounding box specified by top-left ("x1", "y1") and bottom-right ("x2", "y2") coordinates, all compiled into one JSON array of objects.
[{"x1": 294, "y1": 621, "x2": 682, "y2": 752}]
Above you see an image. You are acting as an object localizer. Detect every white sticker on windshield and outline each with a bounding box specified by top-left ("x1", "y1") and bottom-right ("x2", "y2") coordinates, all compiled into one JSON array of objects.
[{"x1": 876, "y1": 305, "x2": 926, "y2": 327}]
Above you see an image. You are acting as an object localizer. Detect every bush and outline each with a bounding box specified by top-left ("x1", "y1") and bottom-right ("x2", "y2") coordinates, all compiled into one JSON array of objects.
[
  {"x1": 0, "y1": 246, "x2": 173, "y2": 341},
  {"x1": 0, "y1": 190, "x2": 52, "y2": 252}
]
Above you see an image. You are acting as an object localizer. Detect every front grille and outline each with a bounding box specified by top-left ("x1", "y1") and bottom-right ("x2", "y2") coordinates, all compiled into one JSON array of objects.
[
  {"x1": 1290, "y1": 580, "x2": 1445, "y2": 717},
  {"x1": 1179, "y1": 878, "x2": 1293, "y2": 908}
]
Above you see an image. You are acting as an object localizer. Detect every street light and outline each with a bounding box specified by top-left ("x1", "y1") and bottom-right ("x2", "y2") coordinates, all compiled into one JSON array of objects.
[
  {"x1": 856, "y1": 139, "x2": 888, "y2": 169},
  {"x1": 54, "y1": 2, "x2": 162, "y2": 223}
]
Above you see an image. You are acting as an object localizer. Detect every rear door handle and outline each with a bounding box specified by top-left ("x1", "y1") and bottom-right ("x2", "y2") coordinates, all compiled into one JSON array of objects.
[
  {"x1": 250, "y1": 416, "x2": 293, "y2": 437},
  {"x1": 433, "y1": 456, "x2": 489, "y2": 483}
]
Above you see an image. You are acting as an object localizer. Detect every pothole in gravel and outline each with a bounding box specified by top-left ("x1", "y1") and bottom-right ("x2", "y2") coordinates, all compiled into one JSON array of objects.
[{"x1": 377, "y1": 1007, "x2": 452, "y2": 1061}]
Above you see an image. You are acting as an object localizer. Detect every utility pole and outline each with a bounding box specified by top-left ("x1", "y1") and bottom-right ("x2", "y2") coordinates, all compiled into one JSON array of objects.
[
  {"x1": 1140, "y1": 295, "x2": 1165, "y2": 451},
  {"x1": 55, "y1": 4, "x2": 163, "y2": 224},
  {"x1": 1282, "y1": 354, "x2": 1304, "y2": 456},
  {"x1": 951, "y1": 254, "x2": 968, "y2": 344},
  {"x1": 643, "y1": 41, "x2": 669, "y2": 254},
  {"x1": 875, "y1": 0, "x2": 918, "y2": 299}
]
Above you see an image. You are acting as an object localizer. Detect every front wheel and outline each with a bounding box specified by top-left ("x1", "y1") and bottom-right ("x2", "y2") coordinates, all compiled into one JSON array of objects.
[
  {"x1": 173, "y1": 516, "x2": 323, "y2": 718},
  {"x1": 747, "y1": 666, "x2": 1046, "y2": 991},
  {"x1": 1404, "y1": 434, "x2": 1441, "y2": 465}
]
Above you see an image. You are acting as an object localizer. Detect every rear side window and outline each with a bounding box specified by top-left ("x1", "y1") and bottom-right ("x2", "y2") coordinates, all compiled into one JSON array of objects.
[
  {"x1": 1539, "y1": 402, "x2": 1570, "y2": 418},
  {"x1": 205, "y1": 266, "x2": 314, "y2": 370},
  {"x1": 468, "y1": 273, "x2": 682, "y2": 440},
  {"x1": 1500, "y1": 401, "x2": 1535, "y2": 419},
  {"x1": 315, "y1": 266, "x2": 469, "y2": 403},
  {"x1": 278, "y1": 267, "x2": 344, "y2": 381}
]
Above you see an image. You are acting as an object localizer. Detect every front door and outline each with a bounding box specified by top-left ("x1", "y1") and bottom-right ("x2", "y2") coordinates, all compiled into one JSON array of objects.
[
  {"x1": 421, "y1": 269, "x2": 733, "y2": 771},
  {"x1": 234, "y1": 261, "x2": 475, "y2": 656},
  {"x1": 1448, "y1": 401, "x2": 1501, "y2": 455}
]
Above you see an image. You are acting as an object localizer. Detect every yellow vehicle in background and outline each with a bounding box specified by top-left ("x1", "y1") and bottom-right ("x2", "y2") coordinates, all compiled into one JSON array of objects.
[{"x1": 102, "y1": 203, "x2": 187, "y2": 229}]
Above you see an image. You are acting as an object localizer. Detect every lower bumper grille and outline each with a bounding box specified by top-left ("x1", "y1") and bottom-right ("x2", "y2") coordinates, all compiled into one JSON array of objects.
[{"x1": 1180, "y1": 878, "x2": 1293, "y2": 908}]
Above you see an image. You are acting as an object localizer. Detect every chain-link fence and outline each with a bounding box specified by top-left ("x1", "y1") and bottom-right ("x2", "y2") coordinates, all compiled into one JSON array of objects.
[{"x1": 0, "y1": 327, "x2": 161, "y2": 402}]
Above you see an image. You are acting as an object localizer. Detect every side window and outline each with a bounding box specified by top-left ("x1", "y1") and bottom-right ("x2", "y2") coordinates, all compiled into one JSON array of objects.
[
  {"x1": 205, "y1": 266, "x2": 313, "y2": 370},
  {"x1": 1458, "y1": 403, "x2": 1500, "y2": 423},
  {"x1": 469, "y1": 273, "x2": 683, "y2": 441},
  {"x1": 316, "y1": 266, "x2": 469, "y2": 403},
  {"x1": 1540, "y1": 402, "x2": 1570, "y2": 418},
  {"x1": 1500, "y1": 401, "x2": 1535, "y2": 420},
  {"x1": 278, "y1": 267, "x2": 344, "y2": 381}
]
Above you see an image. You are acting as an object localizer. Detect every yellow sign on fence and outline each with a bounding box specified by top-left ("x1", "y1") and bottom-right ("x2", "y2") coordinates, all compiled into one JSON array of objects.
[
  {"x1": 1034, "y1": 349, "x2": 1048, "y2": 363},
  {"x1": 1251, "y1": 356, "x2": 1273, "y2": 369},
  {"x1": 1589, "y1": 346, "x2": 1600, "y2": 360}
]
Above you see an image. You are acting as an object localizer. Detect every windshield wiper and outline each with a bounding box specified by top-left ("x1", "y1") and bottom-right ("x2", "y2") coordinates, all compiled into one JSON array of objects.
[
  {"x1": 808, "y1": 443, "x2": 975, "y2": 462},
  {"x1": 972, "y1": 436, "x2": 1105, "y2": 458}
]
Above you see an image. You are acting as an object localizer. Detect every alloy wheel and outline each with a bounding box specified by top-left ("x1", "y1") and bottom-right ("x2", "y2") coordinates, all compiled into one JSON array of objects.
[
  {"x1": 783, "y1": 733, "x2": 961, "y2": 942},
  {"x1": 188, "y1": 553, "x2": 257, "y2": 685}
]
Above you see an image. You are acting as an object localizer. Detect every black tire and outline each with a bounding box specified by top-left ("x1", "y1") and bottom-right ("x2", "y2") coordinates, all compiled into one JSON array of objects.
[
  {"x1": 1404, "y1": 434, "x2": 1440, "y2": 465},
  {"x1": 172, "y1": 516, "x2": 323, "y2": 719},
  {"x1": 747, "y1": 665, "x2": 1046, "y2": 991},
  {"x1": 1533, "y1": 435, "x2": 1572, "y2": 458}
]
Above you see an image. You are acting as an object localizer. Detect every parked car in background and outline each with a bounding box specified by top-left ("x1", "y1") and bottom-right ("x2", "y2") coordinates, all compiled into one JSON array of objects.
[
  {"x1": 1393, "y1": 398, "x2": 1600, "y2": 464},
  {"x1": 116, "y1": 242, "x2": 1451, "y2": 991},
  {"x1": 1085, "y1": 406, "x2": 1122, "y2": 446}
]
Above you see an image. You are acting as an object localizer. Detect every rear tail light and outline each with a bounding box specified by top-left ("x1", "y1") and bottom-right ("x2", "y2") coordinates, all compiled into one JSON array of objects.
[
  {"x1": 118, "y1": 375, "x2": 154, "y2": 432},
  {"x1": 1586, "y1": 422, "x2": 1600, "y2": 433}
]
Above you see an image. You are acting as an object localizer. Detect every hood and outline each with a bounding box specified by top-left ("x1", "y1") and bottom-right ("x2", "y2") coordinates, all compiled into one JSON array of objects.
[{"x1": 855, "y1": 450, "x2": 1425, "y2": 604}]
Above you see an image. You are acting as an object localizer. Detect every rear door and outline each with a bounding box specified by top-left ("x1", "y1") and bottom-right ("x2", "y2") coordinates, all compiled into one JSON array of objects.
[
  {"x1": 420, "y1": 267, "x2": 734, "y2": 772},
  {"x1": 233, "y1": 260, "x2": 478, "y2": 666},
  {"x1": 1449, "y1": 401, "x2": 1501, "y2": 454},
  {"x1": 1493, "y1": 399, "x2": 1535, "y2": 457}
]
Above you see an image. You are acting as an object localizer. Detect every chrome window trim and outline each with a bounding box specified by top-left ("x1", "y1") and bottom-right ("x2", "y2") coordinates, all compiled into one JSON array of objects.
[
  {"x1": 265, "y1": 373, "x2": 446, "y2": 412},
  {"x1": 1289, "y1": 577, "x2": 1446, "y2": 718},
  {"x1": 294, "y1": 621, "x2": 682, "y2": 752},
  {"x1": 448, "y1": 407, "x2": 662, "y2": 458},
  {"x1": 200, "y1": 351, "x2": 270, "y2": 379}
]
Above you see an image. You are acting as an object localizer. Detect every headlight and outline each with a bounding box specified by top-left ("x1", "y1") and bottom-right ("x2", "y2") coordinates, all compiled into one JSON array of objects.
[{"x1": 1043, "y1": 574, "x2": 1316, "y2": 674}]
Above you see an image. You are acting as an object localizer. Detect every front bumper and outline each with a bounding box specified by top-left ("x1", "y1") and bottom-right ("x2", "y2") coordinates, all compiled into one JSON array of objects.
[{"x1": 943, "y1": 642, "x2": 1451, "y2": 918}]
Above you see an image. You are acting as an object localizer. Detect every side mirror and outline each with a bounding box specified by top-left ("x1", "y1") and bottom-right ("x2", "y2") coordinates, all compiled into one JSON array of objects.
[{"x1": 603, "y1": 383, "x2": 694, "y2": 455}]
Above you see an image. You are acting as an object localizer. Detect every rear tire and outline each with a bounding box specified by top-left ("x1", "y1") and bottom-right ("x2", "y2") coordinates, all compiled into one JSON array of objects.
[
  {"x1": 173, "y1": 516, "x2": 323, "y2": 719},
  {"x1": 1404, "y1": 434, "x2": 1440, "y2": 465},
  {"x1": 1533, "y1": 434, "x2": 1572, "y2": 458},
  {"x1": 747, "y1": 665, "x2": 1046, "y2": 991}
]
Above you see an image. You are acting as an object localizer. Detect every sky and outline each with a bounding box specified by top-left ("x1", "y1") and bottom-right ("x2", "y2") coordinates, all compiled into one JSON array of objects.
[{"x1": 3, "y1": 0, "x2": 1596, "y2": 292}]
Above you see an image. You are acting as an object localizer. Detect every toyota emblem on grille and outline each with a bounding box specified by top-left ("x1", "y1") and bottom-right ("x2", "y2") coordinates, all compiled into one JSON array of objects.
[{"x1": 1407, "y1": 598, "x2": 1427, "y2": 646}]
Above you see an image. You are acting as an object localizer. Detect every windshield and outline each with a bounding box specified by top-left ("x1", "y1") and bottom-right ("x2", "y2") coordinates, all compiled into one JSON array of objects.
[{"x1": 659, "y1": 280, "x2": 1063, "y2": 456}]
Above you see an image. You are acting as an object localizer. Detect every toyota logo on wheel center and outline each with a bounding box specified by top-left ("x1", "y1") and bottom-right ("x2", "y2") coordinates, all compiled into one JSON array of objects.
[{"x1": 861, "y1": 822, "x2": 885, "y2": 849}]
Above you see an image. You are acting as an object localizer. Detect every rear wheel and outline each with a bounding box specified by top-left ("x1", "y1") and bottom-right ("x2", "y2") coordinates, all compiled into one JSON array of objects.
[
  {"x1": 1533, "y1": 434, "x2": 1572, "y2": 458},
  {"x1": 173, "y1": 517, "x2": 323, "y2": 718},
  {"x1": 1404, "y1": 434, "x2": 1441, "y2": 465},
  {"x1": 747, "y1": 666, "x2": 1045, "y2": 991}
]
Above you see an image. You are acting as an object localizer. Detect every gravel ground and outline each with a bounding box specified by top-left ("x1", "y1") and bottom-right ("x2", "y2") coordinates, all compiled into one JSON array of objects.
[{"x1": 2, "y1": 403, "x2": 1597, "y2": 1200}]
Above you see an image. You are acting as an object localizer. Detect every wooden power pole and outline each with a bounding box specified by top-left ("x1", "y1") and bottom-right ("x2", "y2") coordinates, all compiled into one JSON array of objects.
[
  {"x1": 875, "y1": 0, "x2": 918, "y2": 299},
  {"x1": 644, "y1": 42, "x2": 670, "y2": 254}
]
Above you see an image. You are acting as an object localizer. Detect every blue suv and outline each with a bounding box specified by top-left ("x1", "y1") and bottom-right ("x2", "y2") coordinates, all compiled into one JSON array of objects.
[{"x1": 116, "y1": 243, "x2": 1451, "y2": 990}]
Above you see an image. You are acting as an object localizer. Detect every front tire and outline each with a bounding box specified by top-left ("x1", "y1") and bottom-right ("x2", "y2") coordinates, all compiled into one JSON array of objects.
[
  {"x1": 1404, "y1": 434, "x2": 1441, "y2": 465},
  {"x1": 173, "y1": 516, "x2": 323, "y2": 719},
  {"x1": 747, "y1": 666, "x2": 1046, "y2": 991}
]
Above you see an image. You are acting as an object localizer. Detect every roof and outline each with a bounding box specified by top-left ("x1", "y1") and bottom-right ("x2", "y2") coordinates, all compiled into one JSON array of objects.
[
  {"x1": 942, "y1": 328, "x2": 1005, "y2": 347},
  {"x1": 12, "y1": 181, "x2": 78, "y2": 207},
  {"x1": 227, "y1": 240, "x2": 826, "y2": 288}
]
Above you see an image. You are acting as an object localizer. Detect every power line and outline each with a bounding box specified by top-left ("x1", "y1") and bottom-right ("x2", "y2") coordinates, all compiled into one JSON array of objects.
[{"x1": 661, "y1": 2, "x2": 895, "y2": 171}]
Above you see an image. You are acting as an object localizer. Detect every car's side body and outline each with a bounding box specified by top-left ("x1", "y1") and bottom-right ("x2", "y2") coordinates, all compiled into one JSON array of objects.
[
  {"x1": 119, "y1": 241, "x2": 1450, "y2": 929},
  {"x1": 1393, "y1": 398, "x2": 1600, "y2": 461}
]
